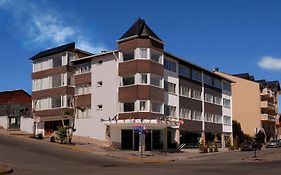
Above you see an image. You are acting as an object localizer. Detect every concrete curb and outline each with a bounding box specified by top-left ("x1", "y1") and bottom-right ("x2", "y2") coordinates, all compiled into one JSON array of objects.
[
  {"x1": 126, "y1": 156, "x2": 175, "y2": 163},
  {"x1": 0, "y1": 164, "x2": 13, "y2": 175}
]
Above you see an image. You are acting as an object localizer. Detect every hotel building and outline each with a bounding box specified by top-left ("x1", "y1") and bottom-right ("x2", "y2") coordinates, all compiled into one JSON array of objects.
[{"x1": 31, "y1": 19, "x2": 233, "y2": 150}]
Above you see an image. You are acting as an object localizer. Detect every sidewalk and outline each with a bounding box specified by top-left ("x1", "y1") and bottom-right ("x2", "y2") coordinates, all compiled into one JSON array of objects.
[
  {"x1": 0, "y1": 163, "x2": 13, "y2": 175},
  {"x1": 0, "y1": 128, "x2": 231, "y2": 163}
]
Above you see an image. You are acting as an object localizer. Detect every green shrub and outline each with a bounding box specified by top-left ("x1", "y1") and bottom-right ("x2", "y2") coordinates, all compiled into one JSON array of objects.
[
  {"x1": 57, "y1": 126, "x2": 68, "y2": 144},
  {"x1": 214, "y1": 135, "x2": 218, "y2": 152}
]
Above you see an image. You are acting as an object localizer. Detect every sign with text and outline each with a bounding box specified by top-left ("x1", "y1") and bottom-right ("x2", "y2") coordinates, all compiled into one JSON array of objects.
[{"x1": 133, "y1": 125, "x2": 146, "y2": 135}]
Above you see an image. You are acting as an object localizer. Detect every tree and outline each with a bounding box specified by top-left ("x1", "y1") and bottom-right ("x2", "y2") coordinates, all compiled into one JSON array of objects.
[
  {"x1": 255, "y1": 130, "x2": 265, "y2": 143},
  {"x1": 232, "y1": 120, "x2": 245, "y2": 144}
]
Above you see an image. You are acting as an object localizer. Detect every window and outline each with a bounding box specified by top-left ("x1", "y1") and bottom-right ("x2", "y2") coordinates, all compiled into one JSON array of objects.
[
  {"x1": 192, "y1": 110, "x2": 202, "y2": 121},
  {"x1": 214, "y1": 78, "x2": 221, "y2": 89},
  {"x1": 164, "y1": 105, "x2": 176, "y2": 117},
  {"x1": 204, "y1": 113, "x2": 213, "y2": 122},
  {"x1": 52, "y1": 74, "x2": 62, "y2": 87},
  {"x1": 51, "y1": 96, "x2": 61, "y2": 108},
  {"x1": 180, "y1": 86, "x2": 190, "y2": 97},
  {"x1": 179, "y1": 65, "x2": 190, "y2": 77},
  {"x1": 164, "y1": 59, "x2": 176, "y2": 72},
  {"x1": 191, "y1": 69, "x2": 202, "y2": 81},
  {"x1": 150, "y1": 49, "x2": 162, "y2": 63},
  {"x1": 164, "y1": 81, "x2": 176, "y2": 94},
  {"x1": 75, "y1": 62, "x2": 91, "y2": 74},
  {"x1": 214, "y1": 96, "x2": 222, "y2": 105},
  {"x1": 223, "y1": 116, "x2": 231, "y2": 125},
  {"x1": 139, "y1": 101, "x2": 148, "y2": 111},
  {"x1": 204, "y1": 93, "x2": 213, "y2": 103},
  {"x1": 122, "y1": 76, "x2": 135, "y2": 86},
  {"x1": 97, "y1": 104, "x2": 103, "y2": 110},
  {"x1": 150, "y1": 75, "x2": 162, "y2": 88},
  {"x1": 139, "y1": 48, "x2": 148, "y2": 58},
  {"x1": 98, "y1": 60, "x2": 103, "y2": 64},
  {"x1": 151, "y1": 101, "x2": 162, "y2": 113},
  {"x1": 180, "y1": 108, "x2": 191, "y2": 119},
  {"x1": 123, "y1": 102, "x2": 134, "y2": 112},
  {"x1": 97, "y1": 81, "x2": 103, "y2": 87},
  {"x1": 76, "y1": 107, "x2": 91, "y2": 118},
  {"x1": 191, "y1": 89, "x2": 201, "y2": 100},
  {"x1": 52, "y1": 57, "x2": 62, "y2": 67},
  {"x1": 75, "y1": 84, "x2": 91, "y2": 95},
  {"x1": 213, "y1": 114, "x2": 222, "y2": 123},
  {"x1": 204, "y1": 74, "x2": 213, "y2": 86},
  {"x1": 66, "y1": 95, "x2": 72, "y2": 107},
  {"x1": 223, "y1": 98, "x2": 231, "y2": 108},
  {"x1": 122, "y1": 50, "x2": 134, "y2": 61},
  {"x1": 223, "y1": 82, "x2": 231, "y2": 91},
  {"x1": 67, "y1": 74, "x2": 74, "y2": 86},
  {"x1": 140, "y1": 74, "x2": 147, "y2": 84}
]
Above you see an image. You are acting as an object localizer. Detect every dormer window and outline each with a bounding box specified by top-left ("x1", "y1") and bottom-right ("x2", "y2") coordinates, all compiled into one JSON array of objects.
[{"x1": 139, "y1": 48, "x2": 148, "y2": 58}]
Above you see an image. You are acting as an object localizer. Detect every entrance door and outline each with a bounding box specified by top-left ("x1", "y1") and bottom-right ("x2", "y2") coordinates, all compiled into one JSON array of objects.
[
  {"x1": 133, "y1": 131, "x2": 139, "y2": 151},
  {"x1": 145, "y1": 130, "x2": 152, "y2": 151},
  {"x1": 152, "y1": 130, "x2": 164, "y2": 150},
  {"x1": 121, "y1": 129, "x2": 133, "y2": 150}
]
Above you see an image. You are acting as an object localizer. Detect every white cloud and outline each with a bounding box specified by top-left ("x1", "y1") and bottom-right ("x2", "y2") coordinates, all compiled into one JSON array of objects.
[
  {"x1": 1, "y1": 1, "x2": 106, "y2": 53},
  {"x1": 31, "y1": 15, "x2": 74, "y2": 44},
  {"x1": 258, "y1": 56, "x2": 281, "y2": 71},
  {"x1": 77, "y1": 39, "x2": 106, "y2": 53}
]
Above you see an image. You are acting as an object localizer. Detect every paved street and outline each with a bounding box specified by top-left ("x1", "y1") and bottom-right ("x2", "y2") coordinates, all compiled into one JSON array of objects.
[{"x1": 1, "y1": 134, "x2": 281, "y2": 175}]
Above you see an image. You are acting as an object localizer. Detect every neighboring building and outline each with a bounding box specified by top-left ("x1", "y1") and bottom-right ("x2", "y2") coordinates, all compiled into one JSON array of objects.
[
  {"x1": 0, "y1": 89, "x2": 32, "y2": 133},
  {"x1": 71, "y1": 18, "x2": 234, "y2": 150},
  {"x1": 215, "y1": 72, "x2": 280, "y2": 141},
  {"x1": 30, "y1": 42, "x2": 92, "y2": 136}
]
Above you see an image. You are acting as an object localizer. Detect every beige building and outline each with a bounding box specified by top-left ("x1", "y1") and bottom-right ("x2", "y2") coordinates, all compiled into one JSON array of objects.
[{"x1": 215, "y1": 72, "x2": 280, "y2": 141}]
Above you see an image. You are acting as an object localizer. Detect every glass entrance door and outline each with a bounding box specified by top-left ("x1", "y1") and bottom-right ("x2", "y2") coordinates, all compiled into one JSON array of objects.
[
  {"x1": 121, "y1": 129, "x2": 133, "y2": 150},
  {"x1": 145, "y1": 130, "x2": 152, "y2": 151},
  {"x1": 133, "y1": 131, "x2": 139, "y2": 151}
]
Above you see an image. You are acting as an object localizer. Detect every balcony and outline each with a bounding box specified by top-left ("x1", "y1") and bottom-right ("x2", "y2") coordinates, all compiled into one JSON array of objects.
[
  {"x1": 261, "y1": 88, "x2": 274, "y2": 99},
  {"x1": 261, "y1": 113, "x2": 276, "y2": 122},
  {"x1": 261, "y1": 101, "x2": 276, "y2": 111}
]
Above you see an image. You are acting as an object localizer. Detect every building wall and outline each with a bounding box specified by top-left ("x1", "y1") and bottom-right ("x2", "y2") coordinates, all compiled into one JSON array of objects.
[
  {"x1": 164, "y1": 57, "x2": 179, "y2": 121},
  {"x1": 75, "y1": 54, "x2": 118, "y2": 141},
  {"x1": 215, "y1": 72, "x2": 261, "y2": 136},
  {"x1": 20, "y1": 116, "x2": 34, "y2": 133},
  {"x1": 0, "y1": 116, "x2": 8, "y2": 129},
  {"x1": 222, "y1": 88, "x2": 232, "y2": 133}
]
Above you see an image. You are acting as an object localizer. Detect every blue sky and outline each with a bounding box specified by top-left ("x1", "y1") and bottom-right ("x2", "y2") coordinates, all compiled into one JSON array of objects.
[{"x1": 1, "y1": 0, "x2": 281, "y2": 98}]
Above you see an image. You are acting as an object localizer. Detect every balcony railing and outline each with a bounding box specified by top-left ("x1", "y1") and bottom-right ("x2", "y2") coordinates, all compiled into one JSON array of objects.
[
  {"x1": 261, "y1": 113, "x2": 276, "y2": 122},
  {"x1": 261, "y1": 101, "x2": 276, "y2": 110},
  {"x1": 261, "y1": 88, "x2": 274, "y2": 98}
]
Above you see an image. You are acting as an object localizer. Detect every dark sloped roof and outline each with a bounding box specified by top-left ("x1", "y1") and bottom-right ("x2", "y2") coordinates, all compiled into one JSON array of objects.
[
  {"x1": 232, "y1": 73, "x2": 255, "y2": 81},
  {"x1": 30, "y1": 42, "x2": 75, "y2": 60},
  {"x1": 255, "y1": 79, "x2": 267, "y2": 87},
  {"x1": 267, "y1": 81, "x2": 281, "y2": 92},
  {"x1": 0, "y1": 89, "x2": 31, "y2": 104},
  {"x1": 118, "y1": 18, "x2": 162, "y2": 42}
]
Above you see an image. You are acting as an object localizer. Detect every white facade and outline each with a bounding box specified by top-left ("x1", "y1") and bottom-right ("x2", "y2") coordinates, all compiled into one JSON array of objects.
[
  {"x1": 20, "y1": 116, "x2": 34, "y2": 133},
  {"x1": 74, "y1": 54, "x2": 119, "y2": 141},
  {"x1": 164, "y1": 56, "x2": 179, "y2": 122},
  {"x1": 0, "y1": 116, "x2": 8, "y2": 129},
  {"x1": 222, "y1": 80, "x2": 233, "y2": 134}
]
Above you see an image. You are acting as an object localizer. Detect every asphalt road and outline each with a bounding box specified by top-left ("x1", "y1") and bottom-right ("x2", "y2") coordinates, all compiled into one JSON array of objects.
[{"x1": 1, "y1": 134, "x2": 281, "y2": 175}]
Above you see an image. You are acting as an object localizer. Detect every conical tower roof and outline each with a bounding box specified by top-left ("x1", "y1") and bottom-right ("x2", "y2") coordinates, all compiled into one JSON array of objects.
[{"x1": 118, "y1": 18, "x2": 162, "y2": 42}]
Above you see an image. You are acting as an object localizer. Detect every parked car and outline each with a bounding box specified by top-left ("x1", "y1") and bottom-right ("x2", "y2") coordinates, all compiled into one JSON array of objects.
[
  {"x1": 278, "y1": 139, "x2": 281, "y2": 147},
  {"x1": 266, "y1": 140, "x2": 279, "y2": 148},
  {"x1": 241, "y1": 141, "x2": 262, "y2": 151}
]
